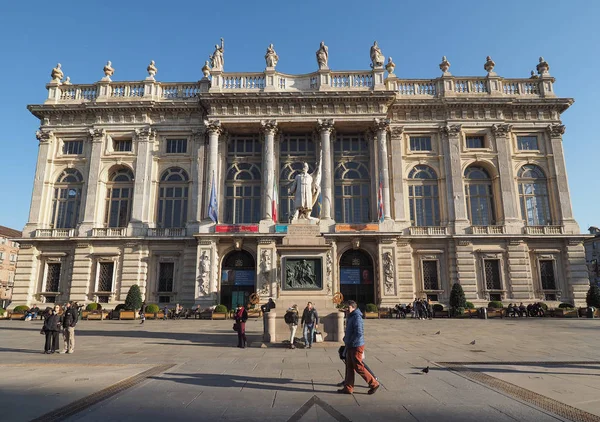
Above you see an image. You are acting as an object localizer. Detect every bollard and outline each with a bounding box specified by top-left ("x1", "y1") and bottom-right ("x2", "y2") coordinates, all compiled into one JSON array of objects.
[
  {"x1": 336, "y1": 310, "x2": 345, "y2": 342},
  {"x1": 267, "y1": 311, "x2": 277, "y2": 343},
  {"x1": 479, "y1": 307, "x2": 488, "y2": 320}
]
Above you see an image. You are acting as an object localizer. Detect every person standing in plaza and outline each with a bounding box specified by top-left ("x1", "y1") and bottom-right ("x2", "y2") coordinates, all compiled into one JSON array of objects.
[
  {"x1": 61, "y1": 302, "x2": 78, "y2": 354},
  {"x1": 41, "y1": 305, "x2": 61, "y2": 354},
  {"x1": 284, "y1": 305, "x2": 299, "y2": 349},
  {"x1": 139, "y1": 302, "x2": 146, "y2": 324},
  {"x1": 234, "y1": 304, "x2": 248, "y2": 348},
  {"x1": 338, "y1": 300, "x2": 379, "y2": 395},
  {"x1": 301, "y1": 302, "x2": 319, "y2": 349}
]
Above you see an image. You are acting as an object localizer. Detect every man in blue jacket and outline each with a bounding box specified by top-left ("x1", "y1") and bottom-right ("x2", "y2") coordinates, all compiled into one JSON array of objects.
[{"x1": 338, "y1": 300, "x2": 380, "y2": 395}]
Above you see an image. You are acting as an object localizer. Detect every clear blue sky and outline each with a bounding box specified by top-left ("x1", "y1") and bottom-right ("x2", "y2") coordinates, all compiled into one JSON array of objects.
[{"x1": 0, "y1": 0, "x2": 598, "y2": 233}]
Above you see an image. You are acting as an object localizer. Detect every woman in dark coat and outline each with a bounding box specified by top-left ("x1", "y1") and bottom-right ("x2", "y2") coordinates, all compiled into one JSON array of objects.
[
  {"x1": 41, "y1": 305, "x2": 61, "y2": 354},
  {"x1": 234, "y1": 304, "x2": 248, "y2": 348}
]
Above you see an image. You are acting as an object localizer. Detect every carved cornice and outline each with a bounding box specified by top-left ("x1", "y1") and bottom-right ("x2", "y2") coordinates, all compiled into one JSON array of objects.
[
  {"x1": 379, "y1": 237, "x2": 397, "y2": 245},
  {"x1": 203, "y1": 119, "x2": 223, "y2": 135},
  {"x1": 547, "y1": 124, "x2": 566, "y2": 137},
  {"x1": 457, "y1": 239, "x2": 471, "y2": 247},
  {"x1": 316, "y1": 118, "x2": 335, "y2": 133},
  {"x1": 440, "y1": 124, "x2": 462, "y2": 136},
  {"x1": 260, "y1": 119, "x2": 278, "y2": 135},
  {"x1": 373, "y1": 118, "x2": 391, "y2": 132},
  {"x1": 35, "y1": 129, "x2": 53, "y2": 142},
  {"x1": 491, "y1": 123, "x2": 513, "y2": 136},
  {"x1": 257, "y1": 237, "x2": 276, "y2": 245}
]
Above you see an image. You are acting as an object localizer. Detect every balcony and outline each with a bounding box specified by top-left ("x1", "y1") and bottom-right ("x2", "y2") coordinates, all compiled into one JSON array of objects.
[
  {"x1": 147, "y1": 228, "x2": 187, "y2": 237},
  {"x1": 34, "y1": 228, "x2": 75, "y2": 238},
  {"x1": 524, "y1": 226, "x2": 564, "y2": 235},
  {"x1": 470, "y1": 226, "x2": 506, "y2": 235},
  {"x1": 92, "y1": 228, "x2": 127, "y2": 237},
  {"x1": 408, "y1": 226, "x2": 448, "y2": 235}
]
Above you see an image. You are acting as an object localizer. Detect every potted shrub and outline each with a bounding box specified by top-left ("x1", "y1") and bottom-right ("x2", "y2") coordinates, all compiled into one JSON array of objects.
[
  {"x1": 145, "y1": 304, "x2": 160, "y2": 319},
  {"x1": 586, "y1": 284, "x2": 600, "y2": 318},
  {"x1": 212, "y1": 304, "x2": 228, "y2": 320},
  {"x1": 449, "y1": 283, "x2": 466, "y2": 317},
  {"x1": 365, "y1": 303, "x2": 379, "y2": 319},
  {"x1": 555, "y1": 302, "x2": 576, "y2": 317},
  {"x1": 83, "y1": 302, "x2": 100, "y2": 319},
  {"x1": 488, "y1": 301, "x2": 504, "y2": 309},
  {"x1": 0, "y1": 307, "x2": 5, "y2": 319},
  {"x1": 11, "y1": 305, "x2": 29, "y2": 320},
  {"x1": 121, "y1": 285, "x2": 143, "y2": 320}
]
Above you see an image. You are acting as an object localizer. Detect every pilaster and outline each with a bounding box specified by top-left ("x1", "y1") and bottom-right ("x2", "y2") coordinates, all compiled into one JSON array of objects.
[
  {"x1": 24, "y1": 130, "x2": 55, "y2": 237},
  {"x1": 79, "y1": 129, "x2": 105, "y2": 236},
  {"x1": 119, "y1": 242, "x2": 149, "y2": 302},
  {"x1": 396, "y1": 239, "x2": 414, "y2": 304},
  {"x1": 440, "y1": 125, "x2": 469, "y2": 233},
  {"x1": 492, "y1": 124, "x2": 521, "y2": 233},
  {"x1": 257, "y1": 238, "x2": 277, "y2": 299},
  {"x1": 70, "y1": 243, "x2": 93, "y2": 303},
  {"x1": 378, "y1": 237, "x2": 399, "y2": 307},
  {"x1": 130, "y1": 127, "x2": 155, "y2": 235},
  {"x1": 195, "y1": 239, "x2": 218, "y2": 305},
  {"x1": 188, "y1": 129, "x2": 205, "y2": 233},
  {"x1": 455, "y1": 239, "x2": 478, "y2": 301},
  {"x1": 505, "y1": 239, "x2": 533, "y2": 301},
  {"x1": 9, "y1": 244, "x2": 38, "y2": 308},
  {"x1": 389, "y1": 126, "x2": 407, "y2": 227},
  {"x1": 565, "y1": 239, "x2": 590, "y2": 306}
]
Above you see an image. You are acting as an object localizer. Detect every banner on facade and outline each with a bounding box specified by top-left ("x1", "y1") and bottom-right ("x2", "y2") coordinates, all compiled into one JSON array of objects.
[{"x1": 215, "y1": 225, "x2": 259, "y2": 233}]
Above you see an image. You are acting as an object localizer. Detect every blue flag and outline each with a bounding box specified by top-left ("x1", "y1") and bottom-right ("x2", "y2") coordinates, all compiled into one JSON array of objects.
[{"x1": 208, "y1": 172, "x2": 218, "y2": 223}]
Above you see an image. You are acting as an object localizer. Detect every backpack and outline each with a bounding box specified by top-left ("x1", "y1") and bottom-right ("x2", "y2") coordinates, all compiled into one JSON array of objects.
[{"x1": 284, "y1": 311, "x2": 294, "y2": 324}]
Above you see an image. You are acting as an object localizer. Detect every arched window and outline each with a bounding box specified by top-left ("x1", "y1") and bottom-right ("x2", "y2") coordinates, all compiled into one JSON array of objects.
[
  {"x1": 518, "y1": 165, "x2": 551, "y2": 226},
  {"x1": 225, "y1": 163, "x2": 261, "y2": 224},
  {"x1": 51, "y1": 169, "x2": 84, "y2": 229},
  {"x1": 105, "y1": 167, "x2": 134, "y2": 228},
  {"x1": 464, "y1": 166, "x2": 495, "y2": 226},
  {"x1": 334, "y1": 133, "x2": 371, "y2": 223},
  {"x1": 157, "y1": 167, "x2": 189, "y2": 228},
  {"x1": 408, "y1": 165, "x2": 440, "y2": 226}
]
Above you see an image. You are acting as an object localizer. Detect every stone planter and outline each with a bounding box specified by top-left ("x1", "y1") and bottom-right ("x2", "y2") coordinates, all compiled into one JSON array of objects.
[
  {"x1": 87, "y1": 312, "x2": 105, "y2": 320},
  {"x1": 10, "y1": 313, "x2": 25, "y2": 320},
  {"x1": 82, "y1": 311, "x2": 90, "y2": 320},
  {"x1": 119, "y1": 311, "x2": 136, "y2": 320},
  {"x1": 212, "y1": 312, "x2": 227, "y2": 320},
  {"x1": 364, "y1": 312, "x2": 379, "y2": 319}
]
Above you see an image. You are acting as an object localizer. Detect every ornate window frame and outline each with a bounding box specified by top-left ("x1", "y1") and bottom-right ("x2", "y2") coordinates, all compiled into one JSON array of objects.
[
  {"x1": 151, "y1": 254, "x2": 181, "y2": 301},
  {"x1": 38, "y1": 253, "x2": 67, "y2": 303},
  {"x1": 415, "y1": 249, "x2": 444, "y2": 299},
  {"x1": 477, "y1": 251, "x2": 506, "y2": 301},
  {"x1": 531, "y1": 250, "x2": 562, "y2": 301},
  {"x1": 92, "y1": 255, "x2": 120, "y2": 303}
]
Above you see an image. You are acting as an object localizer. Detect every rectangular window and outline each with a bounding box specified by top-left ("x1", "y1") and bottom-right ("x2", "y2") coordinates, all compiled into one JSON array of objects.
[
  {"x1": 63, "y1": 140, "x2": 83, "y2": 155},
  {"x1": 0, "y1": 237, "x2": 6, "y2": 244},
  {"x1": 0, "y1": 252, "x2": 4, "y2": 260},
  {"x1": 422, "y1": 260, "x2": 439, "y2": 290},
  {"x1": 10, "y1": 254, "x2": 16, "y2": 262},
  {"x1": 466, "y1": 136, "x2": 485, "y2": 149},
  {"x1": 45, "y1": 296, "x2": 57, "y2": 304},
  {"x1": 158, "y1": 296, "x2": 171, "y2": 304},
  {"x1": 517, "y1": 136, "x2": 539, "y2": 151},
  {"x1": 97, "y1": 262, "x2": 115, "y2": 292},
  {"x1": 484, "y1": 259, "x2": 501, "y2": 290},
  {"x1": 539, "y1": 260, "x2": 556, "y2": 290},
  {"x1": 158, "y1": 262, "x2": 174, "y2": 292},
  {"x1": 166, "y1": 139, "x2": 187, "y2": 154},
  {"x1": 46, "y1": 263, "x2": 61, "y2": 292},
  {"x1": 113, "y1": 139, "x2": 132, "y2": 152},
  {"x1": 410, "y1": 136, "x2": 432, "y2": 152},
  {"x1": 98, "y1": 296, "x2": 109, "y2": 303}
]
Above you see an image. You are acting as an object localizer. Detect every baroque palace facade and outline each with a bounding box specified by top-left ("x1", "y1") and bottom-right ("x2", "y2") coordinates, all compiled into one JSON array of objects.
[{"x1": 11, "y1": 41, "x2": 590, "y2": 312}]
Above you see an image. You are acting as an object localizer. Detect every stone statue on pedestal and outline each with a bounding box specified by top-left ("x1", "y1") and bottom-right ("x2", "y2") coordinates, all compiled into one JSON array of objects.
[
  {"x1": 316, "y1": 41, "x2": 329, "y2": 70},
  {"x1": 51, "y1": 63, "x2": 64, "y2": 83},
  {"x1": 265, "y1": 44, "x2": 279, "y2": 68},
  {"x1": 103, "y1": 61, "x2": 114, "y2": 80},
  {"x1": 289, "y1": 159, "x2": 321, "y2": 222},
  {"x1": 370, "y1": 41, "x2": 384, "y2": 68},
  {"x1": 210, "y1": 38, "x2": 224, "y2": 71},
  {"x1": 147, "y1": 60, "x2": 157, "y2": 79}
]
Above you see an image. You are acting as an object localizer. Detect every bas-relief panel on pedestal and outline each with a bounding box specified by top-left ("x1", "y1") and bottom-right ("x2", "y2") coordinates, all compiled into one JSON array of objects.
[{"x1": 283, "y1": 258, "x2": 323, "y2": 290}]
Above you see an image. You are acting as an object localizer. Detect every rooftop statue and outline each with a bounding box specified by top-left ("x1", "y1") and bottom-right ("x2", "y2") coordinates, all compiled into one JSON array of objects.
[
  {"x1": 51, "y1": 63, "x2": 63, "y2": 83},
  {"x1": 210, "y1": 38, "x2": 224, "y2": 71},
  {"x1": 316, "y1": 41, "x2": 329, "y2": 70},
  {"x1": 265, "y1": 43, "x2": 279, "y2": 68},
  {"x1": 103, "y1": 61, "x2": 114, "y2": 80},
  {"x1": 370, "y1": 41, "x2": 384, "y2": 68},
  {"x1": 202, "y1": 60, "x2": 211, "y2": 78},
  {"x1": 385, "y1": 57, "x2": 396, "y2": 75},
  {"x1": 439, "y1": 56, "x2": 451, "y2": 74},
  {"x1": 289, "y1": 158, "x2": 321, "y2": 222},
  {"x1": 147, "y1": 60, "x2": 157, "y2": 79},
  {"x1": 484, "y1": 56, "x2": 495, "y2": 74},
  {"x1": 63, "y1": 76, "x2": 71, "y2": 85}
]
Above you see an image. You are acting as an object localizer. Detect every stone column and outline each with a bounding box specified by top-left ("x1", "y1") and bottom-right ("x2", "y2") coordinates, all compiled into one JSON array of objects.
[
  {"x1": 440, "y1": 125, "x2": 469, "y2": 233},
  {"x1": 23, "y1": 130, "x2": 55, "y2": 237},
  {"x1": 375, "y1": 118, "x2": 392, "y2": 221},
  {"x1": 203, "y1": 120, "x2": 222, "y2": 221},
  {"x1": 79, "y1": 129, "x2": 105, "y2": 236},
  {"x1": 189, "y1": 129, "x2": 205, "y2": 233},
  {"x1": 317, "y1": 119, "x2": 335, "y2": 222},
  {"x1": 130, "y1": 127, "x2": 155, "y2": 236},
  {"x1": 389, "y1": 126, "x2": 407, "y2": 226},
  {"x1": 492, "y1": 124, "x2": 521, "y2": 233},
  {"x1": 547, "y1": 124, "x2": 579, "y2": 234},
  {"x1": 260, "y1": 120, "x2": 277, "y2": 222}
]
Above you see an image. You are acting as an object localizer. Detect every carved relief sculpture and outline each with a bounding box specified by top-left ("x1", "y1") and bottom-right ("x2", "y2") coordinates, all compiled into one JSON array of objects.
[
  {"x1": 326, "y1": 250, "x2": 332, "y2": 295},
  {"x1": 265, "y1": 44, "x2": 279, "y2": 68},
  {"x1": 316, "y1": 41, "x2": 329, "y2": 70},
  {"x1": 210, "y1": 38, "x2": 225, "y2": 71},
  {"x1": 199, "y1": 251, "x2": 210, "y2": 295},
  {"x1": 103, "y1": 61, "x2": 115, "y2": 81},
  {"x1": 370, "y1": 41, "x2": 385, "y2": 68},
  {"x1": 51, "y1": 63, "x2": 64, "y2": 83},
  {"x1": 383, "y1": 251, "x2": 395, "y2": 295},
  {"x1": 147, "y1": 60, "x2": 157, "y2": 79},
  {"x1": 258, "y1": 250, "x2": 272, "y2": 296}
]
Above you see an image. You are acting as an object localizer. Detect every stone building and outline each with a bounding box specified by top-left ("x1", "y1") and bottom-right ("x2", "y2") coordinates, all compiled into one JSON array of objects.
[
  {"x1": 0, "y1": 225, "x2": 21, "y2": 307},
  {"x1": 585, "y1": 227, "x2": 600, "y2": 287},
  {"x1": 11, "y1": 43, "x2": 590, "y2": 313}
]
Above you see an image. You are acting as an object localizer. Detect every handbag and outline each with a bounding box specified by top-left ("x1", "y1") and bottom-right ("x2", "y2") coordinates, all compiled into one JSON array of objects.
[
  {"x1": 232, "y1": 322, "x2": 239, "y2": 332},
  {"x1": 314, "y1": 331, "x2": 324, "y2": 343}
]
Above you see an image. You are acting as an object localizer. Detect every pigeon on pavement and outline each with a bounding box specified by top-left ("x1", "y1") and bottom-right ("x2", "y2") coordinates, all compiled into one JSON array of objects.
[
  {"x1": 422, "y1": 366, "x2": 429, "y2": 374},
  {"x1": 470, "y1": 340, "x2": 476, "y2": 345},
  {"x1": 435, "y1": 331, "x2": 441, "y2": 335}
]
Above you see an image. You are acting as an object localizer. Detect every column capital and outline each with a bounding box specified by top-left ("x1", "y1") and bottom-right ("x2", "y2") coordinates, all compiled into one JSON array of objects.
[
  {"x1": 491, "y1": 123, "x2": 513, "y2": 136},
  {"x1": 134, "y1": 126, "x2": 155, "y2": 141},
  {"x1": 547, "y1": 124, "x2": 566, "y2": 138},
  {"x1": 260, "y1": 119, "x2": 278, "y2": 135},
  {"x1": 316, "y1": 118, "x2": 335, "y2": 133},
  {"x1": 88, "y1": 128, "x2": 106, "y2": 142},
  {"x1": 204, "y1": 119, "x2": 223, "y2": 135},
  {"x1": 373, "y1": 118, "x2": 390, "y2": 132},
  {"x1": 35, "y1": 129, "x2": 54, "y2": 143},
  {"x1": 390, "y1": 125, "x2": 404, "y2": 138},
  {"x1": 440, "y1": 124, "x2": 462, "y2": 136}
]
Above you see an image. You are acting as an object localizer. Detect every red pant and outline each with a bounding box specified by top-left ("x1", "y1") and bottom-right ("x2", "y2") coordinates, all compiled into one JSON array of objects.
[{"x1": 344, "y1": 345, "x2": 378, "y2": 392}]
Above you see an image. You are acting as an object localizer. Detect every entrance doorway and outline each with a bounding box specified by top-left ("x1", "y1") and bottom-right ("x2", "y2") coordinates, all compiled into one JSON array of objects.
[
  {"x1": 339, "y1": 249, "x2": 375, "y2": 312},
  {"x1": 220, "y1": 250, "x2": 256, "y2": 310}
]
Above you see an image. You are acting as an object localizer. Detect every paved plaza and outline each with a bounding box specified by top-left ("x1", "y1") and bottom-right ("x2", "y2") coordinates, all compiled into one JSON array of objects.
[{"x1": 2, "y1": 317, "x2": 600, "y2": 421}]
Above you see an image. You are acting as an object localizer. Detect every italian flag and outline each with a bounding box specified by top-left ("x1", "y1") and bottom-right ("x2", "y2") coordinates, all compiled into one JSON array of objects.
[{"x1": 272, "y1": 177, "x2": 278, "y2": 223}]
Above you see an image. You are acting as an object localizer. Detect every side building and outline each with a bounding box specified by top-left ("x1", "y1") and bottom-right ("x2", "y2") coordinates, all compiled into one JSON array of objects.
[
  {"x1": 0, "y1": 225, "x2": 21, "y2": 308},
  {"x1": 585, "y1": 227, "x2": 600, "y2": 287},
  {"x1": 10, "y1": 44, "x2": 590, "y2": 313}
]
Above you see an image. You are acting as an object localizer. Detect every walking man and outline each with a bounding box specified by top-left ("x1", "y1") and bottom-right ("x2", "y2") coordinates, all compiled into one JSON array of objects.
[
  {"x1": 301, "y1": 302, "x2": 319, "y2": 349},
  {"x1": 61, "y1": 302, "x2": 78, "y2": 354},
  {"x1": 338, "y1": 300, "x2": 379, "y2": 395}
]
